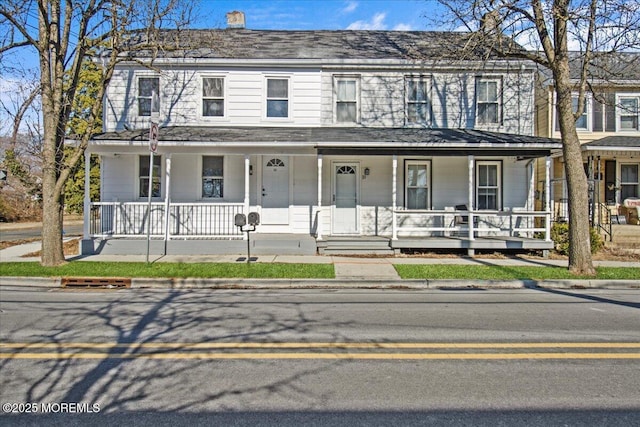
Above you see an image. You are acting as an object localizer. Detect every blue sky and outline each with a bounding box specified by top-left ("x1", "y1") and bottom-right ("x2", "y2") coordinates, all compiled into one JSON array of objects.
[{"x1": 193, "y1": 0, "x2": 439, "y2": 31}]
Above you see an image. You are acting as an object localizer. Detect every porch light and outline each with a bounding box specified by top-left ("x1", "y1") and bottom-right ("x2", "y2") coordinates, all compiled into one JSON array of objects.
[
  {"x1": 249, "y1": 164, "x2": 253, "y2": 175},
  {"x1": 364, "y1": 167, "x2": 370, "y2": 176}
]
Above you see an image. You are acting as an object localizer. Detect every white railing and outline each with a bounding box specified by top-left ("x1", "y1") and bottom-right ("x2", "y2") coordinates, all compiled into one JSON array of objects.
[
  {"x1": 393, "y1": 208, "x2": 551, "y2": 240},
  {"x1": 90, "y1": 202, "x2": 244, "y2": 238}
]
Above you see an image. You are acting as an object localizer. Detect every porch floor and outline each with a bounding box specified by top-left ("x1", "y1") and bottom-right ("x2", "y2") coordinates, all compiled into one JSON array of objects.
[{"x1": 85, "y1": 234, "x2": 552, "y2": 256}]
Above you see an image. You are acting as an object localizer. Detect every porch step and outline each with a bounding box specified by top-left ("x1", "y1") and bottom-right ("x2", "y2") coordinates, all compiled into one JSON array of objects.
[
  {"x1": 609, "y1": 224, "x2": 640, "y2": 247},
  {"x1": 317, "y1": 237, "x2": 395, "y2": 255}
]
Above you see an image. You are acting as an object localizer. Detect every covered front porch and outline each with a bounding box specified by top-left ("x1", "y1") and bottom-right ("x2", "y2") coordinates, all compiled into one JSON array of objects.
[{"x1": 84, "y1": 126, "x2": 560, "y2": 256}]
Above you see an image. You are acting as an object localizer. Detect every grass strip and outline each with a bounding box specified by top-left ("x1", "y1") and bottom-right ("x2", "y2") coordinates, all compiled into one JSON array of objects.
[
  {"x1": 0, "y1": 262, "x2": 335, "y2": 279},
  {"x1": 394, "y1": 264, "x2": 640, "y2": 280}
]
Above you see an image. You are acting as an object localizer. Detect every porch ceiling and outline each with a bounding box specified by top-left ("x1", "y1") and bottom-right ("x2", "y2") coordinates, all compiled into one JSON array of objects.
[{"x1": 92, "y1": 126, "x2": 561, "y2": 157}]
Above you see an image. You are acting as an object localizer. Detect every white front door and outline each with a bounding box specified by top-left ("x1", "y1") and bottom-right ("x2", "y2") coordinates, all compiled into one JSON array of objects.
[
  {"x1": 332, "y1": 162, "x2": 359, "y2": 234},
  {"x1": 261, "y1": 157, "x2": 289, "y2": 225}
]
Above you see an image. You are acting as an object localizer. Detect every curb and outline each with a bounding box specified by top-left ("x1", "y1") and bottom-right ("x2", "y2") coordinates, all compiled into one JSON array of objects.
[{"x1": 1, "y1": 277, "x2": 639, "y2": 290}]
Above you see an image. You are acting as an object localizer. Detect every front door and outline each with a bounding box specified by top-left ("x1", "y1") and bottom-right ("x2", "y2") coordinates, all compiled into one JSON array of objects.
[
  {"x1": 332, "y1": 162, "x2": 359, "y2": 234},
  {"x1": 261, "y1": 157, "x2": 289, "y2": 225}
]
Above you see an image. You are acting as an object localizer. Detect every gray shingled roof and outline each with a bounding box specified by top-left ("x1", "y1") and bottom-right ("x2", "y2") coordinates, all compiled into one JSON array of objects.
[
  {"x1": 569, "y1": 52, "x2": 640, "y2": 82},
  {"x1": 134, "y1": 29, "x2": 522, "y2": 62},
  {"x1": 582, "y1": 135, "x2": 640, "y2": 149},
  {"x1": 93, "y1": 126, "x2": 560, "y2": 156}
]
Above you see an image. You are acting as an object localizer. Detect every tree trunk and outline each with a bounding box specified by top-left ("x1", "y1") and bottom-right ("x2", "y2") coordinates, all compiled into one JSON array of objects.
[
  {"x1": 555, "y1": 78, "x2": 596, "y2": 276},
  {"x1": 40, "y1": 166, "x2": 65, "y2": 266}
]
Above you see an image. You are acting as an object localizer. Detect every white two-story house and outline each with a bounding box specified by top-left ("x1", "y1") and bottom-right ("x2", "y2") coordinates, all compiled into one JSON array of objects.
[{"x1": 83, "y1": 13, "x2": 561, "y2": 256}]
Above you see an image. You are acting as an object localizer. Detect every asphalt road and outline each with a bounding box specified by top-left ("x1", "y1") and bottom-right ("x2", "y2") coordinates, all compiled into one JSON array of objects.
[
  {"x1": 1, "y1": 287, "x2": 639, "y2": 426},
  {"x1": 0, "y1": 224, "x2": 83, "y2": 241}
]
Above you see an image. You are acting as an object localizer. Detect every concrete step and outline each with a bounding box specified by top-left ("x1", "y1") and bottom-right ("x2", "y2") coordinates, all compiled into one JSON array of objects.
[{"x1": 317, "y1": 237, "x2": 394, "y2": 255}]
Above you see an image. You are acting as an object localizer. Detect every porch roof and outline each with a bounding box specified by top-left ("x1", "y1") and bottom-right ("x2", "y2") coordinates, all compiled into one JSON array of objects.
[
  {"x1": 92, "y1": 126, "x2": 561, "y2": 158},
  {"x1": 582, "y1": 135, "x2": 640, "y2": 152}
]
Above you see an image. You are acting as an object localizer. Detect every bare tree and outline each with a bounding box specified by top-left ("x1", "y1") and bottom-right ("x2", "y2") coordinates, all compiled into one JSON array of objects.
[
  {"x1": 0, "y1": 0, "x2": 197, "y2": 266},
  {"x1": 431, "y1": 0, "x2": 640, "y2": 275}
]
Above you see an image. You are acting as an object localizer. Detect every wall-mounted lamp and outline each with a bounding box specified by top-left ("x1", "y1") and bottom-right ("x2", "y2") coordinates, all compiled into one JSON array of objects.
[
  {"x1": 364, "y1": 167, "x2": 370, "y2": 176},
  {"x1": 249, "y1": 165, "x2": 253, "y2": 175}
]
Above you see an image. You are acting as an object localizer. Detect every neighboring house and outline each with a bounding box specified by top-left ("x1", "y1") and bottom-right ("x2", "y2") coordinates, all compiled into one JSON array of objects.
[
  {"x1": 83, "y1": 12, "x2": 561, "y2": 256},
  {"x1": 536, "y1": 52, "x2": 640, "y2": 228}
]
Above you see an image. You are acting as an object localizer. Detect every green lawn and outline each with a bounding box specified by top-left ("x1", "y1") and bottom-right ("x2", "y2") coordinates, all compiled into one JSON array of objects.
[
  {"x1": 394, "y1": 264, "x2": 640, "y2": 280},
  {"x1": 0, "y1": 262, "x2": 335, "y2": 279}
]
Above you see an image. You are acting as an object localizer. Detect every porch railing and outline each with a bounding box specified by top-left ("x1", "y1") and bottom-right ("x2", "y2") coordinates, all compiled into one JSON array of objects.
[
  {"x1": 90, "y1": 202, "x2": 244, "y2": 238},
  {"x1": 393, "y1": 208, "x2": 550, "y2": 240}
]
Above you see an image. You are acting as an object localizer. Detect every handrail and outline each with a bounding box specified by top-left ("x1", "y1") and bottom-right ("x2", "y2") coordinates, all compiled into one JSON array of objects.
[{"x1": 594, "y1": 202, "x2": 613, "y2": 242}]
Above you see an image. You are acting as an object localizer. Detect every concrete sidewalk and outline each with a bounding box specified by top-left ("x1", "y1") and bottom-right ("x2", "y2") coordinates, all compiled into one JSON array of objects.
[{"x1": 1, "y1": 239, "x2": 639, "y2": 289}]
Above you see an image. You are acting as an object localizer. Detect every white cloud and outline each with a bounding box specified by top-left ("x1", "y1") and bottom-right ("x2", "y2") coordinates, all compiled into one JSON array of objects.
[
  {"x1": 347, "y1": 12, "x2": 387, "y2": 30},
  {"x1": 342, "y1": 1, "x2": 358, "y2": 14},
  {"x1": 393, "y1": 23, "x2": 413, "y2": 31}
]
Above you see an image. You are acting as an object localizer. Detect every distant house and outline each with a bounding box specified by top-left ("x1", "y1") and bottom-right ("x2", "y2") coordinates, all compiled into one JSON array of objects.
[
  {"x1": 536, "y1": 52, "x2": 640, "y2": 227},
  {"x1": 82, "y1": 12, "x2": 561, "y2": 256}
]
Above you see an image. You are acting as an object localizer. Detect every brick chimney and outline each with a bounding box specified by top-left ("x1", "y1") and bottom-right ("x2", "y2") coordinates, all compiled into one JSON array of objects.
[{"x1": 226, "y1": 11, "x2": 246, "y2": 29}]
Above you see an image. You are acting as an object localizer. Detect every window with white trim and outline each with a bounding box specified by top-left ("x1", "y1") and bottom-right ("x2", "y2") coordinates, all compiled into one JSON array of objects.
[
  {"x1": 266, "y1": 78, "x2": 289, "y2": 118},
  {"x1": 335, "y1": 77, "x2": 359, "y2": 124},
  {"x1": 139, "y1": 155, "x2": 161, "y2": 197},
  {"x1": 405, "y1": 161, "x2": 431, "y2": 210},
  {"x1": 138, "y1": 77, "x2": 159, "y2": 117},
  {"x1": 572, "y1": 95, "x2": 589, "y2": 130},
  {"x1": 476, "y1": 161, "x2": 501, "y2": 210},
  {"x1": 202, "y1": 77, "x2": 224, "y2": 117},
  {"x1": 202, "y1": 156, "x2": 224, "y2": 198},
  {"x1": 620, "y1": 163, "x2": 639, "y2": 201},
  {"x1": 405, "y1": 77, "x2": 431, "y2": 125},
  {"x1": 619, "y1": 96, "x2": 639, "y2": 131},
  {"x1": 475, "y1": 77, "x2": 501, "y2": 125}
]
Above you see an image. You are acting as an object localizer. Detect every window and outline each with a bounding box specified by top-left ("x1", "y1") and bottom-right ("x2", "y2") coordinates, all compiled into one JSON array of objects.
[
  {"x1": 138, "y1": 77, "x2": 159, "y2": 117},
  {"x1": 572, "y1": 95, "x2": 588, "y2": 130},
  {"x1": 405, "y1": 161, "x2": 430, "y2": 210},
  {"x1": 202, "y1": 77, "x2": 224, "y2": 117},
  {"x1": 619, "y1": 97, "x2": 639, "y2": 131},
  {"x1": 476, "y1": 78, "x2": 501, "y2": 125},
  {"x1": 406, "y1": 77, "x2": 430, "y2": 124},
  {"x1": 139, "y1": 155, "x2": 161, "y2": 198},
  {"x1": 476, "y1": 161, "x2": 501, "y2": 210},
  {"x1": 620, "y1": 164, "x2": 639, "y2": 201},
  {"x1": 266, "y1": 78, "x2": 289, "y2": 118},
  {"x1": 335, "y1": 77, "x2": 358, "y2": 123},
  {"x1": 202, "y1": 156, "x2": 224, "y2": 198}
]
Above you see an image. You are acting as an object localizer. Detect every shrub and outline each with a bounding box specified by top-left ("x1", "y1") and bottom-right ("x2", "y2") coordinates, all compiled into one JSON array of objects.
[{"x1": 550, "y1": 222, "x2": 603, "y2": 255}]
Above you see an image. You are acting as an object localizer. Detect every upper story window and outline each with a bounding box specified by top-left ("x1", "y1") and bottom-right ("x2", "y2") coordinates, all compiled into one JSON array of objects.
[
  {"x1": 139, "y1": 155, "x2": 161, "y2": 198},
  {"x1": 138, "y1": 77, "x2": 159, "y2": 117},
  {"x1": 405, "y1": 160, "x2": 431, "y2": 210},
  {"x1": 202, "y1": 77, "x2": 224, "y2": 117},
  {"x1": 476, "y1": 161, "x2": 502, "y2": 210},
  {"x1": 573, "y1": 95, "x2": 589, "y2": 130},
  {"x1": 202, "y1": 156, "x2": 224, "y2": 198},
  {"x1": 266, "y1": 78, "x2": 289, "y2": 118},
  {"x1": 619, "y1": 96, "x2": 639, "y2": 131},
  {"x1": 335, "y1": 77, "x2": 359, "y2": 124},
  {"x1": 475, "y1": 77, "x2": 502, "y2": 126},
  {"x1": 406, "y1": 77, "x2": 431, "y2": 125}
]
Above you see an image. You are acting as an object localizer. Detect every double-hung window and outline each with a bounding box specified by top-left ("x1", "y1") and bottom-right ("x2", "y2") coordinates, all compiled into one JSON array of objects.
[
  {"x1": 619, "y1": 97, "x2": 639, "y2": 131},
  {"x1": 405, "y1": 161, "x2": 430, "y2": 210},
  {"x1": 138, "y1": 77, "x2": 159, "y2": 117},
  {"x1": 475, "y1": 77, "x2": 501, "y2": 126},
  {"x1": 620, "y1": 164, "x2": 639, "y2": 201},
  {"x1": 266, "y1": 78, "x2": 289, "y2": 118},
  {"x1": 335, "y1": 77, "x2": 359, "y2": 124},
  {"x1": 476, "y1": 161, "x2": 501, "y2": 210},
  {"x1": 202, "y1": 156, "x2": 224, "y2": 198},
  {"x1": 202, "y1": 77, "x2": 224, "y2": 117},
  {"x1": 406, "y1": 77, "x2": 430, "y2": 125},
  {"x1": 139, "y1": 155, "x2": 161, "y2": 198},
  {"x1": 572, "y1": 95, "x2": 589, "y2": 130}
]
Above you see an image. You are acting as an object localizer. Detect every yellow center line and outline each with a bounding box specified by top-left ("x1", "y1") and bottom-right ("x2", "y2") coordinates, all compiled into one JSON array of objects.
[
  {"x1": 2, "y1": 342, "x2": 640, "y2": 350},
  {"x1": 2, "y1": 352, "x2": 640, "y2": 360}
]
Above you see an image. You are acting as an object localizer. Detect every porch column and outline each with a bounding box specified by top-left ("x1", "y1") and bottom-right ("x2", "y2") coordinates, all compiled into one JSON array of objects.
[
  {"x1": 545, "y1": 156, "x2": 551, "y2": 242},
  {"x1": 163, "y1": 154, "x2": 172, "y2": 243},
  {"x1": 317, "y1": 154, "x2": 323, "y2": 240},
  {"x1": 392, "y1": 154, "x2": 398, "y2": 240},
  {"x1": 244, "y1": 155, "x2": 250, "y2": 241},
  {"x1": 468, "y1": 155, "x2": 475, "y2": 241},
  {"x1": 83, "y1": 150, "x2": 91, "y2": 239}
]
